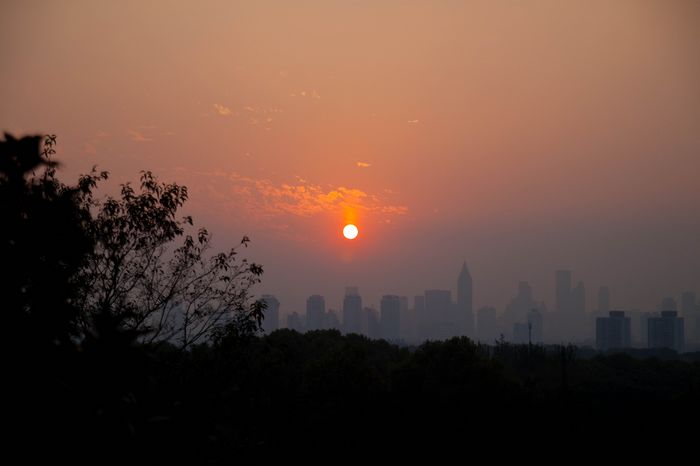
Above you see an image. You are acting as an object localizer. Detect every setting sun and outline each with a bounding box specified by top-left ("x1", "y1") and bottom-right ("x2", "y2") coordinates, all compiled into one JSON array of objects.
[{"x1": 343, "y1": 224, "x2": 359, "y2": 240}]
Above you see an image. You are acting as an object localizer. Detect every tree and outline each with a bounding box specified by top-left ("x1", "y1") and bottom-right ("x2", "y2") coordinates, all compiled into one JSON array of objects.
[
  {"x1": 0, "y1": 133, "x2": 98, "y2": 348},
  {"x1": 75, "y1": 170, "x2": 265, "y2": 349},
  {"x1": 0, "y1": 132, "x2": 265, "y2": 350}
]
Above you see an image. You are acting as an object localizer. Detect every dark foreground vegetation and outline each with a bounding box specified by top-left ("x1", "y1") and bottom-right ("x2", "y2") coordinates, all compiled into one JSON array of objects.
[{"x1": 3, "y1": 134, "x2": 699, "y2": 461}]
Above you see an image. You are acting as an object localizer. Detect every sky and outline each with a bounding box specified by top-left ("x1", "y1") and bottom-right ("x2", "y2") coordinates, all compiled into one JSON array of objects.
[{"x1": 2, "y1": 0, "x2": 699, "y2": 315}]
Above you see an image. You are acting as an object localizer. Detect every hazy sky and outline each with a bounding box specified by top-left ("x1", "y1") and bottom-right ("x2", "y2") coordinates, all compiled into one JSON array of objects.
[{"x1": 2, "y1": 0, "x2": 699, "y2": 314}]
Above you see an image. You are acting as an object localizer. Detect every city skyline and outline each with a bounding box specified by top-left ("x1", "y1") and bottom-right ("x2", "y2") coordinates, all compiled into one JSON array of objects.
[{"x1": 261, "y1": 262, "x2": 699, "y2": 349}]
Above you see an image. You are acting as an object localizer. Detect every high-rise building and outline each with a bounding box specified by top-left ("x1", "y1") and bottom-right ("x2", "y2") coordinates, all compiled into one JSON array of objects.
[
  {"x1": 261, "y1": 294, "x2": 279, "y2": 334},
  {"x1": 596, "y1": 311, "x2": 631, "y2": 351},
  {"x1": 342, "y1": 286, "x2": 362, "y2": 335},
  {"x1": 306, "y1": 294, "x2": 326, "y2": 331},
  {"x1": 286, "y1": 311, "x2": 303, "y2": 333},
  {"x1": 648, "y1": 311, "x2": 684, "y2": 352},
  {"x1": 425, "y1": 289, "x2": 452, "y2": 339},
  {"x1": 512, "y1": 309, "x2": 543, "y2": 344},
  {"x1": 364, "y1": 307, "x2": 381, "y2": 339},
  {"x1": 380, "y1": 295, "x2": 401, "y2": 341},
  {"x1": 556, "y1": 270, "x2": 572, "y2": 312},
  {"x1": 457, "y1": 261, "x2": 474, "y2": 337},
  {"x1": 326, "y1": 309, "x2": 341, "y2": 330},
  {"x1": 477, "y1": 306, "x2": 498, "y2": 343},
  {"x1": 660, "y1": 297, "x2": 678, "y2": 312},
  {"x1": 598, "y1": 286, "x2": 610, "y2": 313}
]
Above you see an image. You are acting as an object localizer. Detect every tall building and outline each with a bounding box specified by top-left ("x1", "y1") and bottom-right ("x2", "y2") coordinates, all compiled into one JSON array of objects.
[
  {"x1": 598, "y1": 286, "x2": 610, "y2": 313},
  {"x1": 364, "y1": 307, "x2": 381, "y2": 339},
  {"x1": 571, "y1": 282, "x2": 586, "y2": 314},
  {"x1": 286, "y1": 311, "x2": 303, "y2": 332},
  {"x1": 556, "y1": 270, "x2": 572, "y2": 312},
  {"x1": 512, "y1": 309, "x2": 543, "y2": 344},
  {"x1": 425, "y1": 289, "x2": 452, "y2": 340},
  {"x1": 415, "y1": 295, "x2": 426, "y2": 341},
  {"x1": 596, "y1": 311, "x2": 631, "y2": 351},
  {"x1": 457, "y1": 261, "x2": 474, "y2": 337},
  {"x1": 306, "y1": 294, "x2": 326, "y2": 331},
  {"x1": 477, "y1": 306, "x2": 498, "y2": 343},
  {"x1": 261, "y1": 294, "x2": 279, "y2": 334},
  {"x1": 380, "y1": 295, "x2": 401, "y2": 341},
  {"x1": 342, "y1": 286, "x2": 362, "y2": 335},
  {"x1": 648, "y1": 311, "x2": 684, "y2": 352},
  {"x1": 660, "y1": 297, "x2": 678, "y2": 312}
]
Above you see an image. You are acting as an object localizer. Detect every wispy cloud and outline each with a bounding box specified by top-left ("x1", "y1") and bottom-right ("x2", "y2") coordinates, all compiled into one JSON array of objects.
[
  {"x1": 127, "y1": 129, "x2": 153, "y2": 142},
  {"x1": 407, "y1": 119, "x2": 419, "y2": 124},
  {"x1": 214, "y1": 103, "x2": 232, "y2": 116},
  {"x1": 356, "y1": 162, "x2": 371, "y2": 168},
  {"x1": 291, "y1": 89, "x2": 321, "y2": 99},
  {"x1": 174, "y1": 169, "x2": 408, "y2": 226}
]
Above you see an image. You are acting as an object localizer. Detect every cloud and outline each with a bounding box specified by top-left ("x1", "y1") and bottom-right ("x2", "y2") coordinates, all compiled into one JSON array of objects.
[
  {"x1": 174, "y1": 169, "x2": 408, "y2": 226},
  {"x1": 127, "y1": 129, "x2": 153, "y2": 142},
  {"x1": 407, "y1": 119, "x2": 419, "y2": 124},
  {"x1": 356, "y1": 162, "x2": 371, "y2": 168},
  {"x1": 214, "y1": 103, "x2": 232, "y2": 116}
]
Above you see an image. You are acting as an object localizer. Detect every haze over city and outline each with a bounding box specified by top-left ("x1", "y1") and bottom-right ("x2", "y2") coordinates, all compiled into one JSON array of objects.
[{"x1": 3, "y1": 0, "x2": 699, "y2": 319}]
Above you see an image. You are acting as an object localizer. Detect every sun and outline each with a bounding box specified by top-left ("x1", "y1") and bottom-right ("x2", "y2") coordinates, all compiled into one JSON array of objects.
[{"x1": 343, "y1": 224, "x2": 359, "y2": 240}]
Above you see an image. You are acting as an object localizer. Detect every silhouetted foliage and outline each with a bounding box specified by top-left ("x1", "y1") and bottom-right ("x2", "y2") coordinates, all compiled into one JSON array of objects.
[{"x1": 75, "y1": 170, "x2": 265, "y2": 348}]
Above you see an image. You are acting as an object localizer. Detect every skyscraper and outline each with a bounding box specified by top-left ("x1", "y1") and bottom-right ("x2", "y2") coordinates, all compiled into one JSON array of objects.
[
  {"x1": 306, "y1": 294, "x2": 326, "y2": 331},
  {"x1": 477, "y1": 306, "x2": 498, "y2": 343},
  {"x1": 572, "y1": 282, "x2": 586, "y2": 314},
  {"x1": 596, "y1": 311, "x2": 631, "y2": 351},
  {"x1": 342, "y1": 286, "x2": 362, "y2": 335},
  {"x1": 556, "y1": 270, "x2": 572, "y2": 312},
  {"x1": 648, "y1": 311, "x2": 684, "y2": 352},
  {"x1": 457, "y1": 261, "x2": 475, "y2": 337},
  {"x1": 261, "y1": 294, "x2": 280, "y2": 334},
  {"x1": 380, "y1": 295, "x2": 401, "y2": 341},
  {"x1": 425, "y1": 289, "x2": 452, "y2": 340}
]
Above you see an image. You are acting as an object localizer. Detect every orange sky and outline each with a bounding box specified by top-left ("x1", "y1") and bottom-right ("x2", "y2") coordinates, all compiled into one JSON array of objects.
[{"x1": 2, "y1": 0, "x2": 699, "y2": 313}]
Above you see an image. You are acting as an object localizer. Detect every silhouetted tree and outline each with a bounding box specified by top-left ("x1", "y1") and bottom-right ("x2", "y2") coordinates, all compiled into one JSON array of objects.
[
  {"x1": 0, "y1": 133, "x2": 101, "y2": 348},
  {"x1": 74, "y1": 169, "x2": 264, "y2": 349}
]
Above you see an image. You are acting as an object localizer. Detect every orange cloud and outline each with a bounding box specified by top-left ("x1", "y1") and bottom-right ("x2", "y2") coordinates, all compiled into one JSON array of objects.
[
  {"x1": 174, "y1": 169, "x2": 408, "y2": 226},
  {"x1": 356, "y1": 162, "x2": 371, "y2": 168},
  {"x1": 127, "y1": 129, "x2": 153, "y2": 142},
  {"x1": 213, "y1": 103, "x2": 232, "y2": 116}
]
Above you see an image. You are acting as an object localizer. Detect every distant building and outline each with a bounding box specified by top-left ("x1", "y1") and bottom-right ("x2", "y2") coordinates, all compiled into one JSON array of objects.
[
  {"x1": 596, "y1": 311, "x2": 631, "y2": 351},
  {"x1": 364, "y1": 307, "x2": 381, "y2": 339},
  {"x1": 306, "y1": 295, "x2": 326, "y2": 331},
  {"x1": 380, "y1": 295, "x2": 401, "y2": 341},
  {"x1": 556, "y1": 270, "x2": 572, "y2": 313},
  {"x1": 477, "y1": 306, "x2": 498, "y2": 343},
  {"x1": 512, "y1": 309, "x2": 543, "y2": 344},
  {"x1": 286, "y1": 311, "x2": 303, "y2": 333},
  {"x1": 660, "y1": 297, "x2": 678, "y2": 312},
  {"x1": 425, "y1": 289, "x2": 452, "y2": 340},
  {"x1": 326, "y1": 309, "x2": 341, "y2": 330},
  {"x1": 343, "y1": 287, "x2": 363, "y2": 335},
  {"x1": 261, "y1": 295, "x2": 280, "y2": 334},
  {"x1": 648, "y1": 311, "x2": 684, "y2": 352},
  {"x1": 457, "y1": 261, "x2": 475, "y2": 337}
]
